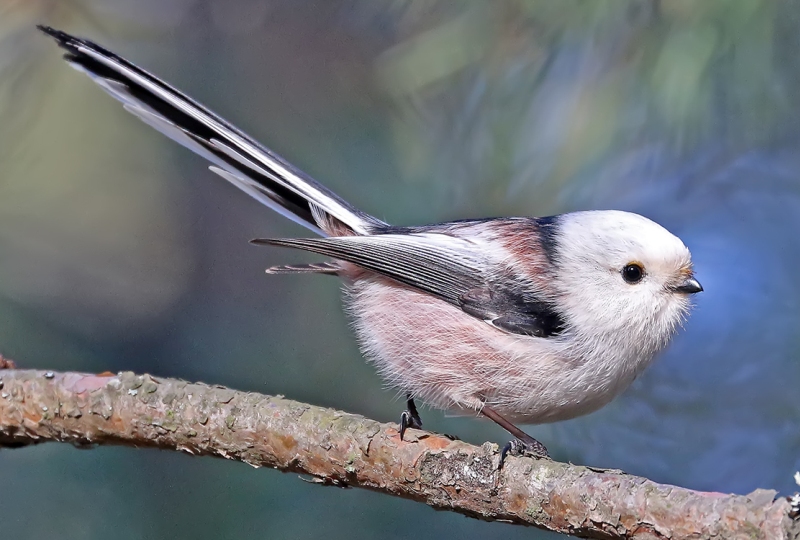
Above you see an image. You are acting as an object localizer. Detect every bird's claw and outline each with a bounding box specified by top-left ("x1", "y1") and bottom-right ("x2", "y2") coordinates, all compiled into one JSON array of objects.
[
  {"x1": 399, "y1": 398, "x2": 423, "y2": 441},
  {"x1": 499, "y1": 437, "x2": 550, "y2": 468}
]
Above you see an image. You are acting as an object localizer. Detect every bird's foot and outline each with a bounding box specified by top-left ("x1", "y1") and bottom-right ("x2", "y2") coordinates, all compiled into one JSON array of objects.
[
  {"x1": 499, "y1": 437, "x2": 550, "y2": 469},
  {"x1": 399, "y1": 397, "x2": 423, "y2": 441},
  {"x1": 479, "y1": 404, "x2": 550, "y2": 468}
]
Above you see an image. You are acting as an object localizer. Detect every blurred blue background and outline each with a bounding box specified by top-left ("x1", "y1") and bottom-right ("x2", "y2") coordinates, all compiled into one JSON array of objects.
[{"x1": 2, "y1": 1, "x2": 800, "y2": 538}]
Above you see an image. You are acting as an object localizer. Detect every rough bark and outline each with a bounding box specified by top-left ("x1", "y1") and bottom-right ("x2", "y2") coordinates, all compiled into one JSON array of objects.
[{"x1": 0, "y1": 367, "x2": 797, "y2": 539}]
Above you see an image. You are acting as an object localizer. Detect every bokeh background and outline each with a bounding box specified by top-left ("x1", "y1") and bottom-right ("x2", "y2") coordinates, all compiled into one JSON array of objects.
[{"x1": 2, "y1": 1, "x2": 800, "y2": 538}]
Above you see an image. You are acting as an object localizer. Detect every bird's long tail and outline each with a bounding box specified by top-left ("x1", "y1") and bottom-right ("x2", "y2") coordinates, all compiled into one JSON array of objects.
[{"x1": 38, "y1": 26, "x2": 385, "y2": 237}]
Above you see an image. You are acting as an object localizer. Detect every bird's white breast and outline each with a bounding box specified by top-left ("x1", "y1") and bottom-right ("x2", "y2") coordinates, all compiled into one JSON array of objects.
[{"x1": 344, "y1": 275, "x2": 658, "y2": 424}]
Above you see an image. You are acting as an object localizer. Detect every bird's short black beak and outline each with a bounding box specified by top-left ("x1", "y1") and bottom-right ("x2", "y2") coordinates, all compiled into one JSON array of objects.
[{"x1": 673, "y1": 276, "x2": 703, "y2": 294}]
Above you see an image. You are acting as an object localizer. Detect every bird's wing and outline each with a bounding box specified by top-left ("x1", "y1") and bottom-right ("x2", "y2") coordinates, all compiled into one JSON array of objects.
[
  {"x1": 458, "y1": 287, "x2": 565, "y2": 338},
  {"x1": 255, "y1": 233, "x2": 482, "y2": 303},
  {"x1": 254, "y1": 233, "x2": 565, "y2": 338}
]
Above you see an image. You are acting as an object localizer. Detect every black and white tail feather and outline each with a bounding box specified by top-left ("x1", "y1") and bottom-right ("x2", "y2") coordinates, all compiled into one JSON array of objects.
[{"x1": 37, "y1": 26, "x2": 384, "y2": 243}]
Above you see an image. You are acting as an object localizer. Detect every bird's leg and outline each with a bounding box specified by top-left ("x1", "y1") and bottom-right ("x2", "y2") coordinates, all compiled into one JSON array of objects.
[
  {"x1": 481, "y1": 405, "x2": 550, "y2": 467},
  {"x1": 399, "y1": 395, "x2": 423, "y2": 441}
]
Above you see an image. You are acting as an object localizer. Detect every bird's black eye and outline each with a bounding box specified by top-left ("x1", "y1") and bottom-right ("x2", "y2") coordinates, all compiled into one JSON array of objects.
[{"x1": 622, "y1": 263, "x2": 645, "y2": 284}]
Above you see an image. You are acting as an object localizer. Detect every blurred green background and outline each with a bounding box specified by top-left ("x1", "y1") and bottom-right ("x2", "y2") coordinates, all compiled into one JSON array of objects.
[{"x1": 2, "y1": 1, "x2": 800, "y2": 538}]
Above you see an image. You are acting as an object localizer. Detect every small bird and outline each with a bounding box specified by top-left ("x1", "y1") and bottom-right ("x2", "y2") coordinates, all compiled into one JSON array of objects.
[{"x1": 39, "y1": 27, "x2": 702, "y2": 462}]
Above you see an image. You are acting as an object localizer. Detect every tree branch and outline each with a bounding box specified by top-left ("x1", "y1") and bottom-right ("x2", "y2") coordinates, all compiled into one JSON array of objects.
[{"x1": 0, "y1": 367, "x2": 796, "y2": 539}]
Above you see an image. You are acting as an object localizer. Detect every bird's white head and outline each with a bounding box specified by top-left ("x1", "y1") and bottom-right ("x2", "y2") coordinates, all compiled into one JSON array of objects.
[{"x1": 549, "y1": 210, "x2": 701, "y2": 361}]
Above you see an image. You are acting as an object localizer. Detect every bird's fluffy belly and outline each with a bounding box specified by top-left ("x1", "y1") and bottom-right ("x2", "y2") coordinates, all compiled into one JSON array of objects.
[{"x1": 344, "y1": 277, "x2": 635, "y2": 424}]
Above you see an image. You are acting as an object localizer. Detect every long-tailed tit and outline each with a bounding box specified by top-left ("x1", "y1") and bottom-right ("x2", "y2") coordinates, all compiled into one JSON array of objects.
[{"x1": 40, "y1": 27, "x2": 703, "y2": 462}]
